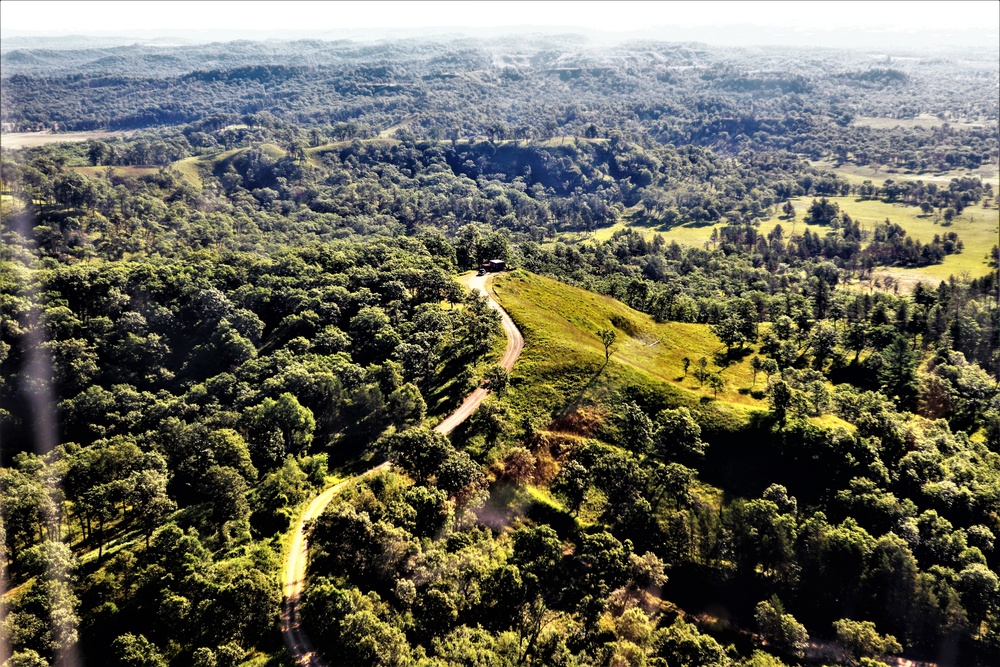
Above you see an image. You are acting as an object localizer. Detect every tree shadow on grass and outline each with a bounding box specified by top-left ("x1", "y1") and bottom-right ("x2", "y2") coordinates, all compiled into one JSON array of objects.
[
  {"x1": 631, "y1": 211, "x2": 720, "y2": 234},
  {"x1": 554, "y1": 362, "x2": 608, "y2": 420},
  {"x1": 713, "y1": 346, "x2": 755, "y2": 368}
]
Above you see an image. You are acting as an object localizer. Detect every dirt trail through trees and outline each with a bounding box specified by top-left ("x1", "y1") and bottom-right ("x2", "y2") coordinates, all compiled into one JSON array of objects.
[{"x1": 281, "y1": 273, "x2": 523, "y2": 666}]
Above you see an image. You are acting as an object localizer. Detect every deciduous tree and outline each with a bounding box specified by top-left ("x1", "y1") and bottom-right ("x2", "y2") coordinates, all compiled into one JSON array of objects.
[{"x1": 597, "y1": 328, "x2": 617, "y2": 363}]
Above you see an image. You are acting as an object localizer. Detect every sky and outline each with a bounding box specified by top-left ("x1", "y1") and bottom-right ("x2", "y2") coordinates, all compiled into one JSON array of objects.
[{"x1": 1, "y1": 0, "x2": 993, "y2": 34}]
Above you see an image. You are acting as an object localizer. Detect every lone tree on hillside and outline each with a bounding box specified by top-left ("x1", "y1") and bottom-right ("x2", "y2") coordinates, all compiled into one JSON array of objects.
[
  {"x1": 750, "y1": 356, "x2": 763, "y2": 387},
  {"x1": 707, "y1": 373, "x2": 725, "y2": 399},
  {"x1": 694, "y1": 356, "x2": 709, "y2": 386},
  {"x1": 597, "y1": 328, "x2": 618, "y2": 363}
]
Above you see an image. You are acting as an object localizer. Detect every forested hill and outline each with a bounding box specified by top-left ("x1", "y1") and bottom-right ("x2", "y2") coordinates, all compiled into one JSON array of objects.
[
  {"x1": 3, "y1": 37, "x2": 997, "y2": 172},
  {"x1": 1, "y1": 30, "x2": 999, "y2": 667}
]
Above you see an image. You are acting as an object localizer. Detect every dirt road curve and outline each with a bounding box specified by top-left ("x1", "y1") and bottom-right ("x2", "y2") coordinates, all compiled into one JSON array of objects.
[
  {"x1": 281, "y1": 273, "x2": 523, "y2": 666},
  {"x1": 434, "y1": 273, "x2": 524, "y2": 435},
  {"x1": 281, "y1": 461, "x2": 391, "y2": 666}
]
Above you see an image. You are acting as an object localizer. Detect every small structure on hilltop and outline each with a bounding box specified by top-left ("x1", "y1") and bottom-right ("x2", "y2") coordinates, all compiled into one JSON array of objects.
[{"x1": 488, "y1": 259, "x2": 506, "y2": 272}]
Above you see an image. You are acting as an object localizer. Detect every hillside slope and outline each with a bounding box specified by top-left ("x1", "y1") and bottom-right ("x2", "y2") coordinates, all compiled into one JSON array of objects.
[{"x1": 490, "y1": 271, "x2": 767, "y2": 426}]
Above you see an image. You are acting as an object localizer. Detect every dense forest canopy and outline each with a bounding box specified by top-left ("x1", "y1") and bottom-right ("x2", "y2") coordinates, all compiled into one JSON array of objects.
[
  {"x1": 0, "y1": 31, "x2": 998, "y2": 667},
  {"x1": 3, "y1": 37, "x2": 997, "y2": 172}
]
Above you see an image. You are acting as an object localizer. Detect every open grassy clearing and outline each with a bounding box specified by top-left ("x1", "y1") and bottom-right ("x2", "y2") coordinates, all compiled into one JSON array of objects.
[
  {"x1": 489, "y1": 271, "x2": 853, "y2": 440},
  {"x1": 170, "y1": 154, "x2": 210, "y2": 187},
  {"x1": 758, "y1": 197, "x2": 998, "y2": 289},
  {"x1": 850, "y1": 114, "x2": 996, "y2": 131},
  {"x1": 170, "y1": 143, "x2": 288, "y2": 187},
  {"x1": 536, "y1": 136, "x2": 607, "y2": 148},
  {"x1": 554, "y1": 194, "x2": 997, "y2": 290},
  {"x1": 377, "y1": 115, "x2": 419, "y2": 138},
  {"x1": 490, "y1": 271, "x2": 766, "y2": 419},
  {"x1": 68, "y1": 165, "x2": 162, "y2": 178},
  {"x1": 544, "y1": 213, "x2": 718, "y2": 249},
  {"x1": 761, "y1": 196, "x2": 998, "y2": 284},
  {"x1": 0, "y1": 129, "x2": 134, "y2": 149},
  {"x1": 616, "y1": 212, "x2": 726, "y2": 247},
  {"x1": 811, "y1": 158, "x2": 999, "y2": 188},
  {"x1": 0, "y1": 193, "x2": 23, "y2": 215}
]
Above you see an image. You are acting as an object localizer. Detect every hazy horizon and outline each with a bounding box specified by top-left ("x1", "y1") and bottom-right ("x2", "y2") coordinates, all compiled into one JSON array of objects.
[{"x1": 2, "y1": 0, "x2": 998, "y2": 50}]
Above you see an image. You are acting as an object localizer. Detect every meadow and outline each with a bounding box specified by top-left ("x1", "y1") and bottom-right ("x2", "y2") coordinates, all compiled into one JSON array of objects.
[
  {"x1": 170, "y1": 143, "x2": 287, "y2": 187},
  {"x1": 763, "y1": 197, "x2": 998, "y2": 289},
  {"x1": 489, "y1": 270, "x2": 766, "y2": 419},
  {"x1": 810, "y1": 158, "x2": 999, "y2": 188},
  {"x1": 850, "y1": 114, "x2": 997, "y2": 132},
  {"x1": 555, "y1": 193, "x2": 998, "y2": 291},
  {"x1": 0, "y1": 129, "x2": 133, "y2": 149}
]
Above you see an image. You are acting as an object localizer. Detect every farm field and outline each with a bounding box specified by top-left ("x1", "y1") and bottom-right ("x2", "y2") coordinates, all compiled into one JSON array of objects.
[
  {"x1": 0, "y1": 129, "x2": 133, "y2": 149},
  {"x1": 757, "y1": 196, "x2": 1000, "y2": 284}
]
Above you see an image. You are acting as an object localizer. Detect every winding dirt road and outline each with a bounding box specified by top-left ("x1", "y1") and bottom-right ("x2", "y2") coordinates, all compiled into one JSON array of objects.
[
  {"x1": 281, "y1": 273, "x2": 523, "y2": 666},
  {"x1": 433, "y1": 273, "x2": 524, "y2": 435}
]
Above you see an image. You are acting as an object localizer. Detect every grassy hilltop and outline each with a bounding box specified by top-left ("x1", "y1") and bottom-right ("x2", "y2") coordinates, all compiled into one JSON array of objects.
[{"x1": 490, "y1": 271, "x2": 764, "y2": 419}]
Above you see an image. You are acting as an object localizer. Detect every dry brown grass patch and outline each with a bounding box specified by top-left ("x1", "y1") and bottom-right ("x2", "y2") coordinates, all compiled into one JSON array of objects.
[{"x1": 548, "y1": 406, "x2": 608, "y2": 437}]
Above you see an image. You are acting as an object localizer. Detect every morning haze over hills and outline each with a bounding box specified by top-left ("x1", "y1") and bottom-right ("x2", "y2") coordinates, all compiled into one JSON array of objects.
[
  {"x1": 3, "y1": 18, "x2": 999, "y2": 50},
  {"x1": 1, "y1": 4, "x2": 998, "y2": 667}
]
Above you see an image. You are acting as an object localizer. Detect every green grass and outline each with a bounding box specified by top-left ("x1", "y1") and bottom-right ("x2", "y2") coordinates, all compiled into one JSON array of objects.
[
  {"x1": 0, "y1": 193, "x2": 23, "y2": 215},
  {"x1": 809, "y1": 413, "x2": 854, "y2": 432},
  {"x1": 490, "y1": 271, "x2": 767, "y2": 428},
  {"x1": 238, "y1": 651, "x2": 296, "y2": 667},
  {"x1": 811, "y1": 159, "x2": 999, "y2": 189},
  {"x1": 850, "y1": 114, "x2": 996, "y2": 132},
  {"x1": 170, "y1": 155, "x2": 209, "y2": 187},
  {"x1": 170, "y1": 143, "x2": 288, "y2": 187},
  {"x1": 556, "y1": 194, "x2": 997, "y2": 291},
  {"x1": 523, "y1": 485, "x2": 582, "y2": 536},
  {"x1": 545, "y1": 213, "x2": 721, "y2": 250},
  {"x1": 758, "y1": 196, "x2": 999, "y2": 286},
  {"x1": 69, "y1": 165, "x2": 162, "y2": 178},
  {"x1": 549, "y1": 167, "x2": 998, "y2": 285}
]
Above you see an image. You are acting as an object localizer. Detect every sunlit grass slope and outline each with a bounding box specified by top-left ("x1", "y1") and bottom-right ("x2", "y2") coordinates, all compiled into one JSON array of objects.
[
  {"x1": 559, "y1": 193, "x2": 997, "y2": 289},
  {"x1": 755, "y1": 196, "x2": 999, "y2": 284},
  {"x1": 489, "y1": 271, "x2": 766, "y2": 426},
  {"x1": 170, "y1": 154, "x2": 210, "y2": 187},
  {"x1": 170, "y1": 143, "x2": 287, "y2": 187},
  {"x1": 69, "y1": 165, "x2": 162, "y2": 178},
  {"x1": 810, "y1": 158, "x2": 999, "y2": 189}
]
